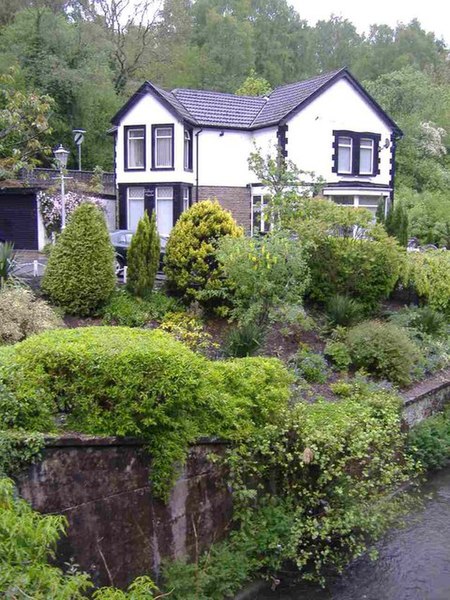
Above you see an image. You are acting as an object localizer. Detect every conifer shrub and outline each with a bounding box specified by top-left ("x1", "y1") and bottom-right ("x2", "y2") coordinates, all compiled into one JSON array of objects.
[
  {"x1": 163, "y1": 200, "x2": 243, "y2": 310},
  {"x1": 41, "y1": 203, "x2": 115, "y2": 315},
  {"x1": 346, "y1": 320, "x2": 422, "y2": 386},
  {"x1": 126, "y1": 211, "x2": 160, "y2": 298},
  {"x1": 1, "y1": 327, "x2": 290, "y2": 495}
]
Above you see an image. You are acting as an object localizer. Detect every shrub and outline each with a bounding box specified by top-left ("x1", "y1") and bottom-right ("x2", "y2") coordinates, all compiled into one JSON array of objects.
[
  {"x1": 164, "y1": 200, "x2": 243, "y2": 310},
  {"x1": 0, "y1": 242, "x2": 16, "y2": 287},
  {"x1": 1, "y1": 327, "x2": 290, "y2": 495},
  {"x1": 326, "y1": 294, "x2": 364, "y2": 328},
  {"x1": 324, "y1": 340, "x2": 352, "y2": 371},
  {"x1": 407, "y1": 409, "x2": 450, "y2": 470},
  {"x1": 388, "y1": 305, "x2": 447, "y2": 338},
  {"x1": 402, "y1": 250, "x2": 450, "y2": 315},
  {"x1": 308, "y1": 227, "x2": 404, "y2": 310},
  {"x1": 346, "y1": 320, "x2": 422, "y2": 386},
  {"x1": 126, "y1": 211, "x2": 160, "y2": 298},
  {"x1": 0, "y1": 287, "x2": 63, "y2": 344},
  {"x1": 223, "y1": 322, "x2": 265, "y2": 357},
  {"x1": 42, "y1": 203, "x2": 115, "y2": 315},
  {"x1": 102, "y1": 289, "x2": 181, "y2": 327},
  {"x1": 0, "y1": 477, "x2": 92, "y2": 598},
  {"x1": 159, "y1": 311, "x2": 217, "y2": 354},
  {"x1": 293, "y1": 346, "x2": 329, "y2": 383},
  {"x1": 217, "y1": 232, "x2": 310, "y2": 326}
]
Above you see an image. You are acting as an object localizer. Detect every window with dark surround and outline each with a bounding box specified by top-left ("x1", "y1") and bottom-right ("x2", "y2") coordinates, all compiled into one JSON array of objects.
[
  {"x1": 152, "y1": 124, "x2": 174, "y2": 170},
  {"x1": 124, "y1": 126, "x2": 145, "y2": 170},
  {"x1": 184, "y1": 128, "x2": 193, "y2": 171},
  {"x1": 332, "y1": 131, "x2": 381, "y2": 176}
]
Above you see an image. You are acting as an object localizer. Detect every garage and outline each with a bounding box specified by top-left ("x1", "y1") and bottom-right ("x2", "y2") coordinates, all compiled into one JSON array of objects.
[{"x1": 0, "y1": 188, "x2": 39, "y2": 249}]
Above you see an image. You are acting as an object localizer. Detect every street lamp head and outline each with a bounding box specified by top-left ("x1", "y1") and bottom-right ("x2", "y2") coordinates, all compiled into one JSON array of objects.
[{"x1": 54, "y1": 144, "x2": 70, "y2": 169}]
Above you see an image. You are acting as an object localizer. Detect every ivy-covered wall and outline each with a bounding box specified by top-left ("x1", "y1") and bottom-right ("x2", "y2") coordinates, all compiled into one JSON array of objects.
[{"x1": 15, "y1": 435, "x2": 232, "y2": 589}]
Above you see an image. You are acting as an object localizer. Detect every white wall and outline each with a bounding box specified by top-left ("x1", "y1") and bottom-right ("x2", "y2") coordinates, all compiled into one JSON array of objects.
[
  {"x1": 115, "y1": 93, "x2": 195, "y2": 185},
  {"x1": 285, "y1": 78, "x2": 393, "y2": 186}
]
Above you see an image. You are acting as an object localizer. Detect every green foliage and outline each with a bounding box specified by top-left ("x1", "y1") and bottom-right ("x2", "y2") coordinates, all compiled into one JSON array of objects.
[
  {"x1": 235, "y1": 69, "x2": 272, "y2": 96},
  {"x1": 385, "y1": 202, "x2": 409, "y2": 247},
  {"x1": 159, "y1": 311, "x2": 218, "y2": 355},
  {"x1": 293, "y1": 345, "x2": 329, "y2": 383},
  {"x1": 163, "y1": 389, "x2": 418, "y2": 594},
  {"x1": 0, "y1": 286, "x2": 63, "y2": 344},
  {"x1": 0, "y1": 430, "x2": 44, "y2": 477},
  {"x1": 223, "y1": 322, "x2": 265, "y2": 358},
  {"x1": 397, "y1": 187, "x2": 450, "y2": 247},
  {"x1": 388, "y1": 305, "x2": 447, "y2": 338},
  {"x1": 164, "y1": 200, "x2": 243, "y2": 310},
  {"x1": 217, "y1": 232, "x2": 310, "y2": 326},
  {"x1": 42, "y1": 203, "x2": 116, "y2": 316},
  {"x1": 407, "y1": 409, "x2": 450, "y2": 471},
  {"x1": 346, "y1": 320, "x2": 422, "y2": 386},
  {"x1": 0, "y1": 241, "x2": 16, "y2": 286},
  {"x1": 126, "y1": 211, "x2": 160, "y2": 298},
  {"x1": 324, "y1": 340, "x2": 352, "y2": 371},
  {"x1": 1, "y1": 327, "x2": 291, "y2": 496},
  {"x1": 326, "y1": 294, "x2": 364, "y2": 328},
  {"x1": 307, "y1": 225, "x2": 404, "y2": 310},
  {"x1": 102, "y1": 289, "x2": 181, "y2": 327},
  {"x1": 94, "y1": 576, "x2": 158, "y2": 600},
  {"x1": 402, "y1": 250, "x2": 450, "y2": 315},
  {"x1": 0, "y1": 477, "x2": 92, "y2": 598}
]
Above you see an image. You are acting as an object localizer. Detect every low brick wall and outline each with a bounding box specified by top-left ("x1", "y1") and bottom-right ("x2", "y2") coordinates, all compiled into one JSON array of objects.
[
  {"x1": 197, "y1": 186, "x2": 251, "y2": 232},
  {"x1": 15, "y1": 436, "x2": 232, "y2": 589}
]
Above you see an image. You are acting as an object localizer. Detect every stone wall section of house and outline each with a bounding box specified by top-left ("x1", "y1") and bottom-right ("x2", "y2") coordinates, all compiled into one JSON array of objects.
[
  {"x1": 15, "y1": 436, "x2": 232, "y2": 589},
  {"x1": 196, "y1": 186, "x2": 251, "y2": 232}
]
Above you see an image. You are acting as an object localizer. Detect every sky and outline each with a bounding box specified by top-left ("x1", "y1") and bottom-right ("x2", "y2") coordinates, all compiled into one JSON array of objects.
[{"x1": 290, "y1": 0, "x2": 450, "y2": 44}]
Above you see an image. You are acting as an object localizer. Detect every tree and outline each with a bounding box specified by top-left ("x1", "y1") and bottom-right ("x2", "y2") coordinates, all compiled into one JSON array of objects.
[
  {"x1": 42, "y1": 203, "x2": 115, "y2": 315},
  {"x1": 126, "y1": 210, "x2": 160, "y2": 298},
  {"x1": 385, "y1": 202, "x2": 409, "y2": 247},
  {"x1": 0, "y1": 68, "x2": 53, "y2": 177},
  {"x1": 235, "y1": 69, "x2": 272, "y2": 96}
]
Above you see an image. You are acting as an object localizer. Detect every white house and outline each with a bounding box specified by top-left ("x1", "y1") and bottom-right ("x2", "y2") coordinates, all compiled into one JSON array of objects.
[{"x1": 110, "y1": 67, "x2": 402, "y2": 235}]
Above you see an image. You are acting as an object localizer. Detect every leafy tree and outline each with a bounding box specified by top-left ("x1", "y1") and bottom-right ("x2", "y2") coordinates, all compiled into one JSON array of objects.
[
  {"x1": 0, "y1": 67, "x2": 53, "y2": 177},
  {"x1": 398, "y1": 187, "x2": 450, "y2": 247},
  {"x1": 235, "y1": 68, "x2": 272, "y2": 96},
  {"x1": 385, "y1": 202, "x2": 409, "y2": 247},
  {"x1": 42, "y1": 203, "x2": 115, "y2": 315},
  {"x1": 126, "y1": 210, "x2": 160, "y2": 298},
  {"x1": 312, "y1": 15, "x2": 362, "y2": 73}
]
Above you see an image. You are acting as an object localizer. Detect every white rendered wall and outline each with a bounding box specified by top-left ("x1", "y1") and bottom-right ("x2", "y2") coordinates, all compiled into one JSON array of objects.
[
  {"x1": 285, "y1": 78, "x2": 393, "y2": 186},
  {"x1": 115, "y1": 93, "x2": 195, "y2": 185}
]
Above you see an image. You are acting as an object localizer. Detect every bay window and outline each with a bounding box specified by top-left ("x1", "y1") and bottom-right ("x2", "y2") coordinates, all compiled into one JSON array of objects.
[
  {"x1": 125, "y1": 126, "x2": 145, "y2": 170},
  {"x1": 152, "y1": 125, "x2": 174, "y2": 169}
]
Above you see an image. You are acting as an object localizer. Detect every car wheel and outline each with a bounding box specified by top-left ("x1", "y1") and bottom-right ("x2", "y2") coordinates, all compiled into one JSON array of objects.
[{"x1": 115, "y1": 256, "x2": 125, "y2": 276}]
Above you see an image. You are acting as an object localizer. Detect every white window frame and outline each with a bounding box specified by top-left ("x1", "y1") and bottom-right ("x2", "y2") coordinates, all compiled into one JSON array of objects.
[
  {"x1": 359, "y1": 138, "x2": 375, "y2": 175},
  {"x1": 251, "y1": 193, "x2": 272, "y2": 235},
  {"x1": 127, "y1": 186, "x2": 145, "y2": 232},
  {"x1": 183, "y1": 187, "x2": 190, "y2": 212},
  {"x1": 337, "y1": 136, "x2": 353, "y2": 174},
  {"x1": 126, "y1": 127, "x2": 145, "y2": 170},
  {"x1": 155, "y1": 186, "x2": 174, "y2": 236},
  {"x1": 154, "y1": 126, "x2": 173, "y2": 169}
]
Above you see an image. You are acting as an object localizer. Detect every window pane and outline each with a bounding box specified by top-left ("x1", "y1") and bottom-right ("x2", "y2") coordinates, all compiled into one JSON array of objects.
[
  {"x1": 252, "y1": 195, "x2": 262, "y2": 234},
  {"x1": 128, "y1": 187, "x2": 145, "y2": 199},
  {"x1": 337, "y1": 137, "x2": 352, "y2": 173},
  {"x1": 156, "y1": 136, "x2": 172, "y2": 167},
  {"x1": 128, "y1": 199, "x2": 144, "y2": 232},
  {"x1": 333, "y1": 196, "x2": 354, "y2": 205},
  {"x1": 157, "y1": 199, "x2": 173, "y2": 236},
  {"x1": 157, "y1": 128, "x2": 172, "y2": 138},
  {"x1": 128, "y1": 129, "x2": 144, "y2": 168},
  {"x1": 359, "y1": 196, "x2": 379, "y2": 206},
  {"x1": 156, "y1": 186, "x2": 173, "y2": 200},
  {"x1": 359, "y1": 139, "x2": 373, "y2": 174}
]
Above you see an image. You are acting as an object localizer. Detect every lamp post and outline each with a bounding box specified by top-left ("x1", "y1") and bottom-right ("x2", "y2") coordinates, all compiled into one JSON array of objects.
[{"x1": 54, "y1": 144, "x2": 70, "y2": 229}]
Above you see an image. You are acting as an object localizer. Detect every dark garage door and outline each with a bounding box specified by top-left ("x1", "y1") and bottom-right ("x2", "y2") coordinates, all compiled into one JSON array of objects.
[{"x1": 0, "y1": 190, "x2": 38, "y2": 249}]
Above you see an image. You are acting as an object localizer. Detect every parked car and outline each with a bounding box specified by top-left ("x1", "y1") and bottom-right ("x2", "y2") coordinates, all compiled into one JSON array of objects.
[{"x1": 109, "y1": 230, "x2": 168, "y2": 275}]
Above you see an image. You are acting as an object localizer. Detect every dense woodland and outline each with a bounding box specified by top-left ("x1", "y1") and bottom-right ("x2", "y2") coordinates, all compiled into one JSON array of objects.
[{"x1": 0, "y1": 0, "x2": 449, "y2": 243}]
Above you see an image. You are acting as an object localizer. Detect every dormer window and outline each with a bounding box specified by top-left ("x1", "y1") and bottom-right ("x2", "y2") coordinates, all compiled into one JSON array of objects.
[
  {"x1": 184, "y1": 129, "x2": 193, "y2": 170},
  {"x1": 125, "y1": 126, "x2": 145, "y2": 170},
  {"x1": 333, "y1": 131, "x2": 380, "y2": 176},
  {"x1": 152, "y1": 124, "x2": 174, "y2": 169}
]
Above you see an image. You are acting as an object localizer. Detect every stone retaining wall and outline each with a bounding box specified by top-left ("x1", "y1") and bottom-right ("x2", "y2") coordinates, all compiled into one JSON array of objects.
[
  {"x1": 15, "y1": 436, "x2": 232, "y2": 589},
  {"x1": 401, "y1": 368, "x2": 450, "y2": 427}
]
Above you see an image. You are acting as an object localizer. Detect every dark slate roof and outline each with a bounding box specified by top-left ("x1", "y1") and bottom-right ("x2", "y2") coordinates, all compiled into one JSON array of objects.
[
  {"x1": 111, "y1": 68, "x2": 402, "y2": 134},
  {"x1": 171, "y1": 88, "x2": 267, "y2": 128},
  {"x1": 251, "y1": 69, "x2": 343, "y2": 127}
]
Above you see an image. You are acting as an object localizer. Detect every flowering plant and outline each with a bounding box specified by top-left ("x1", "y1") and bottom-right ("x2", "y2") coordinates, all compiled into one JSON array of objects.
[{"x1": 38, "y1": 190, "x2": 106, "y2": 236}]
